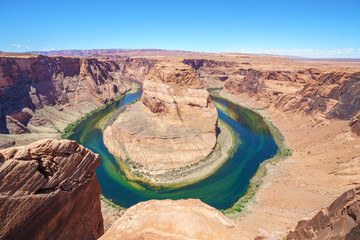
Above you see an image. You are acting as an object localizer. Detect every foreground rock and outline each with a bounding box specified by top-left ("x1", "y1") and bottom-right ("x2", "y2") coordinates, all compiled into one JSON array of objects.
[
  {"x1": 0, "y1": 139, "x2": 103, "y2": 240},
  {"x1": 100, "y1": 199, "x2": 246, "y2": 240},
  {"x1": 286, "y1": 187, "x2": 360, "y2": 239},
  {"x1": 104, "y1": 61, "x2": 218, "y2": 170}
]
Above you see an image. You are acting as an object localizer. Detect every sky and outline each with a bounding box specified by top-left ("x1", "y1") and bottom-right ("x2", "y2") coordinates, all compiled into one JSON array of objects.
[{"x1": 1, "y1": 0, "x2": 359, "y2": 58}]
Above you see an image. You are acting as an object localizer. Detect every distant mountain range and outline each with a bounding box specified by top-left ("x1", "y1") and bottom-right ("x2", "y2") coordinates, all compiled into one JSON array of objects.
[
  {"x1": 25, "y1": 48, "x2": 193, "y2": 57},
  {"x1": 1, "y1": 48, "x2": 359, "y2": 62}
]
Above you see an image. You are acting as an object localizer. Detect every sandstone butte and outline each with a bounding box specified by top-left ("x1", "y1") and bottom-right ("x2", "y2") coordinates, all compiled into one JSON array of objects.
[
  {"x1": 0, "y1": 139, "x2": 103, "y2": 240},
  {"x1": 1, "y1": 50, "x2": 360, "y2": 239},
  {"x1": 103, "y1": 61, "x2": 218, "y2": 170}
]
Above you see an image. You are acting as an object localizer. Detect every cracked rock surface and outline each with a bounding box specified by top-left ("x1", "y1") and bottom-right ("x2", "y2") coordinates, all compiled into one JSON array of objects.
[{"x1": 0, "y1": 139, "x2": 104, "y2": 240}]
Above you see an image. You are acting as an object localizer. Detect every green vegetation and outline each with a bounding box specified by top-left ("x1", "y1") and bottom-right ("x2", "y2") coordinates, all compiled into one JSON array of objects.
[
  {"x1": 112, "y1": 119, "x2": 239, "y2": 189},
  {"x1": 206, "y1": 87, "x2": 224, "y2": 93},
  {"x1": 100, "y1": 194, "x2": 126, "y2": 212},
  {"x1": 213, "y1": 101, "x2": 229, "y2": 115}
]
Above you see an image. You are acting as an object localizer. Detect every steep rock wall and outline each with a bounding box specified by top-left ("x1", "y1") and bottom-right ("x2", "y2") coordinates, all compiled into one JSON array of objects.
[
  {"x1": 0, "y1": 139, "x2": 103, "y2": 239},
  {"x1": 182, "y1": 58, "x2": 360, "y2": 134},
  {"x1": 286, "y1": 187, "x2": 360, "y2": 240},
  {"x1": 0, "y1": 55, "x2": 155, "y2": 134}
]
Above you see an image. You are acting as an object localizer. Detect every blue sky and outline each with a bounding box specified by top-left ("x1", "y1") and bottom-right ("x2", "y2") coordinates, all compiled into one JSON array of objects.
[{"x1": 1, "y1": 0, "x2": 359, "y2": 58}]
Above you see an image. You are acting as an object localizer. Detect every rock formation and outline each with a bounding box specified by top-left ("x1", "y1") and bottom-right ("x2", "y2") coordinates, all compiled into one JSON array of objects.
[
  {"x1": 349, "y1": 112, "x2": 360, "y2": 136},
  {"x1": 0, "y1": 139, "x2": 104, "y2": 240},
  {"x1": 103, "y1": 61, "x2": 218, "y2": 170},
  {"x1": 99, "y1": 199, "x2": 247, "y2": 240},
  {"x1": 286, "y1": 187, "x2": 360, "y2": 240},
  {"x1": 222, "y1": 67, "x2": 360, "y2": 126},
  {"x1": 0, "y1": 55, "x2": 155, "y2": 134}
]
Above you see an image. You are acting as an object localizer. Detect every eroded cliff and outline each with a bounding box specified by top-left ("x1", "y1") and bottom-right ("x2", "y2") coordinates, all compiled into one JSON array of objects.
[
  {"x1": 0, "y1": 55, "x2": 155, "y2": 135},
  {"x1": 286, "y1": 187, "x2": 360, "y2": 240},
  {"x1": 182, "y1": 57, "x2": 360, "y2": 135},
  {"x1": 0, "y1": 139, "x2": 103, "y2": 239}
]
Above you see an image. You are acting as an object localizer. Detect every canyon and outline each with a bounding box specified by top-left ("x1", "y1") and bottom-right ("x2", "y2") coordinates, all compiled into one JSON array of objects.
[
  {"x1": 0, "y1": 54, "x2": 155, "y2": 146},
  {"x1": 1, "y1": 50, "x2": 360, "y2": 239}
]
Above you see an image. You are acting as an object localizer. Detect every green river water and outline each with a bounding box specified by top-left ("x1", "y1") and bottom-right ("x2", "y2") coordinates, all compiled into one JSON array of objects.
[{"x1": 68, "y1": 89, "x2": 278, "y2": 210}]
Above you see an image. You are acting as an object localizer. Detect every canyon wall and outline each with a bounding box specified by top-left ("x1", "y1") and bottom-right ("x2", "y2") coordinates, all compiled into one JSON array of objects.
[
  {"x1": 0, "y1": 139, "x2": 103, "y2": 239},
  {"x1": 183, "y1": 58, "x2": 360, "y2": 134},
  {"x1": 0, "y1": 55, "x2": 155, "y2": 134},
  {"x1": 285, "y1": 187, "x2": 360, "y2": 239}
]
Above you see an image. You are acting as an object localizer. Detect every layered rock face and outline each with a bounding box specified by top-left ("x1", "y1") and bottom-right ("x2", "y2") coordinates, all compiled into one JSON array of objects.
[
  {"x1": 224, "y1": 68, "x2": 360, "y2": 122},
  {"x1": 286, "y1": 187, "x2": 360, "y2": 240},
  {"x1": 100, "y1": 199, "x2": 246, "y2": 240},
  {"x1": 0, "y1": 55, "x2": 154, "y2": 134},
  {"x1": 103, "y1": 61, "x2": 218, "y2": 170},
  {"x1": 182, "y1": 58, "x2": 360, "y2": 132},
  {"x1": 0, "y1": 139, "x2": 104, "y2": 239}
]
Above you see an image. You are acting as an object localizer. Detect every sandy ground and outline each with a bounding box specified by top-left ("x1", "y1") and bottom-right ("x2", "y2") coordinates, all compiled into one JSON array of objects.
[{"x1": 219, "y1": 90, "x2": 360, "y2": 239}]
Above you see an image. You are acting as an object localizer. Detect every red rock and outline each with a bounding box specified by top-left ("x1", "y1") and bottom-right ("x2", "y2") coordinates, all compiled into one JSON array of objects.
[
  {"x1": 0, "y1": 55, "x2": 155, "y2": 134},
  {"x1": 286, "y1": 187, "x2": 360, "y2": 240},
  {"x1": 0, "y1": 139, "x2": 104, "y2": 239}
]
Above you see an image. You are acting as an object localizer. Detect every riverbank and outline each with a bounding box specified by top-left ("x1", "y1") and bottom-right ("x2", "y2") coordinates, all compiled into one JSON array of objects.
[
  {"x1": 210, "y1": 90, "x2": 291, "y2": 218},
  {"x1": 0, "y1": 86, "x2": 140, "y2": 149},
  {"x1": 114, "y1": 118, "x2": 239, "y2": 187},
  {"x1": 217, "y1": 90, "x2": 360, "y2": 238},
  {"x1": 62, "y1": 87, "x2": 140, "y2": 139}
]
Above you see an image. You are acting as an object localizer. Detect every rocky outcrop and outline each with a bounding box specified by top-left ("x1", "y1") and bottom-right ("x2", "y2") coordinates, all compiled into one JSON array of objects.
[
  {"x1": 103, "y1": 61, "x2": 218, "y2": 170},
  {"x1": 286, "y1": 187, "x2": 360, "y2": 240},
  {"x1": 0, "y1": 55, "x2": 154, "y2": 134},
  {"x1": 99, "y1": 199, "x2": 246, "y2": 240},
  {"x1": 349, "y1": 112, "x2": 360, "y2": 136},
  {"x1": 225, "y1": 68, "x2": 265, "y2": 96},
  {"x1": 0, "y1": 139, "x2": 104, "y2": 240},
  {"x1": 183, "y1": 58, "x2": 237, "y2": 88}
]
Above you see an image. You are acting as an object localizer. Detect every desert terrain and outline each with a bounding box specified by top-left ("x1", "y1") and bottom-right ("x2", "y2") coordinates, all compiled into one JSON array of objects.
[{"x1": 1, "y1": 50, "x2": 360, "y2": 239}]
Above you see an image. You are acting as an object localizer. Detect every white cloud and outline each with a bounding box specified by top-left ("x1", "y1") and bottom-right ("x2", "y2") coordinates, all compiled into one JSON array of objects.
[
  {"x1": 40, "y1": 47, "x2": 56, "y2": 51},
  {"x1": 11, "y1": 44, "x2": 29, "y2": 49},
  {"x1": 224, "y1": 48, "x2": 360, "y2": 58}
]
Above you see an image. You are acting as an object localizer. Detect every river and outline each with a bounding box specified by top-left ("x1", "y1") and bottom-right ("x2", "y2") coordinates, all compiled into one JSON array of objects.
[{"x1": 68, "y1": 89, "x2": 278, "y2": 210}]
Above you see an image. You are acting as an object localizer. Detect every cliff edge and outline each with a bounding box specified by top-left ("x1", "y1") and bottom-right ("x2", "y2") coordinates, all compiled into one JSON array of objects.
[{"x1": 0, "y1": 139, "x2": 104, "y2": 240}]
